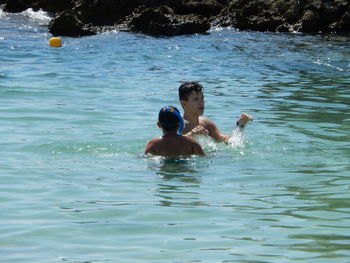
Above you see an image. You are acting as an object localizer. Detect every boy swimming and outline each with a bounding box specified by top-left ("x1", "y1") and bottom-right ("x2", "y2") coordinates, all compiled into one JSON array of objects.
[
  {"x1": 179, "y1": 82, "x2": 253, "y2": 142},
  {"x1": 144, "y1": 106, "x2": 205, "y2": 156}
]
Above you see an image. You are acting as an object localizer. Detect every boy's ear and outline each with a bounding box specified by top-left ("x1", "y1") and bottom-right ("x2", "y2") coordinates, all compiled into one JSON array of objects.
[
  {"x1": 157, "y1": 121, "x2": 162, "y2": 128},
  {"x1": 180, "y1": 99, "x2": 186, "y2": 108}
]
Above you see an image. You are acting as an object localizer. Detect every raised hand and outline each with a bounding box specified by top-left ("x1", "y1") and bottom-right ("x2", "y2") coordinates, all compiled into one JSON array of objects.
[
  {"x1": 188, "y1": 125, "x2": 209, "y2": 136},
  {"x1": 237, "y1": 113, "x2": 253, "y2": 127}
]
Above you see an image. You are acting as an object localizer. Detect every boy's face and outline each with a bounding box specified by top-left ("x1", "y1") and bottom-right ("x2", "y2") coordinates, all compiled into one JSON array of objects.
[{"x1": 181, "y1": 90, "x2": 204, "y2": 116}]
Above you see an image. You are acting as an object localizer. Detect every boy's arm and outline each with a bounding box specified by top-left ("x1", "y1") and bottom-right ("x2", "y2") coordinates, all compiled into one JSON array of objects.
[
  {"x1": 203, "y1": 113, "x2": 253, "y2": 143},
  {"x1": 199, "y1": 117, "x2": 228, "y2": 142},
  {"x1": 184, "y1": 118, "x2": 228, "y2": 142},
  {"x1": 184, "y1": 125, "x2": 209, "y2": 137}
]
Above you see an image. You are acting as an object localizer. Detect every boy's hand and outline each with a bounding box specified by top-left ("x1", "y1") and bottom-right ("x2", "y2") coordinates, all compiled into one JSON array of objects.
[
  {"x1": 237, "y1": 113, "x2": 253, "y2": 126},
  {"x1": 188, "y1": 125, "x2": 209, "y2": 136}
]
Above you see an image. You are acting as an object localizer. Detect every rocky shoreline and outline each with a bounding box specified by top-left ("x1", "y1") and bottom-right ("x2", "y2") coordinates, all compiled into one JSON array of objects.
[{"x1": 1, "y1": 0, "x2": 349, "y2": 37}]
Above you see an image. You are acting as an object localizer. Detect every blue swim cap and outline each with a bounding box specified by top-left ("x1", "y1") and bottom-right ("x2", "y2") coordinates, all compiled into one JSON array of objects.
[{"x1": 163, "y1": 106, "x2": 184, "y2": 135}]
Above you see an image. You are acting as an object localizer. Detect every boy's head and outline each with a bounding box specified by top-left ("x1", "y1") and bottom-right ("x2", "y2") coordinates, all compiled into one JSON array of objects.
[
  {"x1": 178, "y1": 81, "x2": 204, "y2": 101},
  {"x1": 178, "y1": 82, "x2": 205, "y2": 116},
  {"x1": 158, "y1": 106, "x2": 184, "y2": 135}
]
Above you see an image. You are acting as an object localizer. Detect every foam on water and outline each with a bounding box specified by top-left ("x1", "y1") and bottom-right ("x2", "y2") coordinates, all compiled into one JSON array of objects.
[
  {"x1": 0, "y1": 7, "x2": 5, "y2": 18},
  {"x1": 20, "y1": 8, "x2": 52, "y2": 25},
  {"x1": 0, "y1": 7, "x2": 51, "y2": 26}
]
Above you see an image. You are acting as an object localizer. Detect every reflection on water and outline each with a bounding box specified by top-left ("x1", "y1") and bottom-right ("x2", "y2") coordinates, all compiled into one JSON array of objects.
[
  {"x1": 283, "y1": 178, "x2": 350, "y2": 257},
  {"x1": 157, "y1": 158, "x2": 202, "y2": 177},
  {"x1": 146, "y1": 157, "x2": 208, "y2": 207},
  {"x1": 290, "y1": 233, "x2": 350, "y2": 259},
  {"x1": 258, "y1": 69, "x2": 350, "y2": 166},
  {"x1": 146, "y1": 156, "x2": 204, "y2": 178}
]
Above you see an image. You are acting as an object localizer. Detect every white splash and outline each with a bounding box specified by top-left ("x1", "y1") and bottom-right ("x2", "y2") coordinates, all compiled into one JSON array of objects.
[
  {"x1": 20, "y1": 8, "x2": 52, "y2": 26},
  {"x1": 0, "y1": 7, "x2": 5, "y2": 18},
  {"x1": 228, "y1": 127, "x2": 246, "y2": 148},
  {"x1": 194, "y1": 125, "x2": 248, "y2": 154},
  {"x1": 197, "y1": 135, "x2": 219, "y2": 152}
]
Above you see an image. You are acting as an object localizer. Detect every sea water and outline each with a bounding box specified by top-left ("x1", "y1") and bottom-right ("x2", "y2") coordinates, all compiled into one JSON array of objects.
[{"x1": 1, "y1": 8, "x2": 350, "y2": 263}]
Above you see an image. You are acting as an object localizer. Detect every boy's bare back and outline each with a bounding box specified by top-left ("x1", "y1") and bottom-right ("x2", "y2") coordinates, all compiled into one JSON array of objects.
[{"x1": 145, "y1": 134, "x2": 204, "y2": 156}]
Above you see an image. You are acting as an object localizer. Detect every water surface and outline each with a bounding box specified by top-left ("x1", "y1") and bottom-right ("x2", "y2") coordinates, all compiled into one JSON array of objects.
[{"x1": 1, "y1": 8, "x2": 350, "y2": 263}]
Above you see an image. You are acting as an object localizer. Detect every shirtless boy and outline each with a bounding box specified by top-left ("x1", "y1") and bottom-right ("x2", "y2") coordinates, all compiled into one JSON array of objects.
[
  {"x1": 145, "y1": 106, "x2": 205, "y2": 156},
  {"x1": 179, "y1": 82, "x2": 253, "y2": 142}
]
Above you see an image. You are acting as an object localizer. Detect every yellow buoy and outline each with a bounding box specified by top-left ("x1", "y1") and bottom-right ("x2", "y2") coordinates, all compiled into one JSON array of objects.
[{"x1": 49, "y1": 37, "x2": 62, "y2": 47}]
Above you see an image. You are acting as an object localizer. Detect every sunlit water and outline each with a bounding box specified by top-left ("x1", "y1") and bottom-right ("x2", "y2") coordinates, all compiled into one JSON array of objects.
[{"x1": 1, "y1": 8, "x2": 350, "y2": 263}]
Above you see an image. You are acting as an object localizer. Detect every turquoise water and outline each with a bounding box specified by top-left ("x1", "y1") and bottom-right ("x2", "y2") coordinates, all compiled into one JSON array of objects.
[{"x1": 1, "y1": 9, "x2": 350, "y2": 263}]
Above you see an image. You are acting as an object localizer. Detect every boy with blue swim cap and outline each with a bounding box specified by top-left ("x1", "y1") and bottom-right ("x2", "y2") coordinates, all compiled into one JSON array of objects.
[{"x1": 144, "y1": 106, "x2": 204, "y2": 156}]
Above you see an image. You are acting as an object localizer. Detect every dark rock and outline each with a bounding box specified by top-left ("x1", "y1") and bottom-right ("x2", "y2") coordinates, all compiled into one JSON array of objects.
[
  {"x1": 292, "y1": 0, "x2": 350, "y2": 32},
  {"x1": 2, "y1": 0, "x2": 350, "y2": 35},
  {"x1": 334, "y1": 11, "x2": 350, "y2": 32},
  {"x1": 72, "y1": 0, "x2": 183, "y2": 26},
  {"x1": 3, "y1": 0, "x2": 32, "y2": 12},
  {"x1": 126, "y1": 5, "x2": 210, "y2": 36},
  {"x1": 49, "y1": 10, "x2": 95, "y2": 37},
  {"x1": 3, "y1": 0, "x2": 75, "y2": 14},
  {"x1": 215, "y1": 0, "x2": 229, "y2": 5},
  {"x1": 73, "y1": 0, "x2": 138, "y2": 26},
  {"x1": 33, "y1": 0, "x2": 75, "y2": 14},
  {"x1": 216, "y1": 0, "x2": 350, "y2": 33},
  {"x1": 299, "y1": 9, "x2": 321, "y2": 32},
  {"x1": 216, "y1": 0, "x2": 283, "y2": 31},
  {"x1": 176, "y1": 0, "x2": 223, "y2": 18}
]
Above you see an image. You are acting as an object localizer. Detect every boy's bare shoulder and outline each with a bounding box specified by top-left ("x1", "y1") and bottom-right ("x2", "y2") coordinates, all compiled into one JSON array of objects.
[
  {"x1": 199, "y1": 116, "x2": 212, "y2": 124},
  {"x1": 199, "y1": 116, "x2": 216, "y2": 129},
  {"x1": 183, "y1": 135, "x2": 200, "y2": 144},
  {"x1": 144, "y1": 137, "x2": 162, "y2": 154},
  {"x1": 146, "y1": 136, "x2": 162, "y2": 145},
  {"x1": 183, "y1": 135, "x2": 205, "y2": 155}
]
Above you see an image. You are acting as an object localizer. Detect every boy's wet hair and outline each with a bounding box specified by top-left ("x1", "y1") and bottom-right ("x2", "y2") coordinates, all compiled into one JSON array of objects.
[
  {"x1": 159, "y1": 106, "x2": 181, "y2": 132},
  {"x1": 178, "y1": 81, "x2": 203, "y2": 101}
]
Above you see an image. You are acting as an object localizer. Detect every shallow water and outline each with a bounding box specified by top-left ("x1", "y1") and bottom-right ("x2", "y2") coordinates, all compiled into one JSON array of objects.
[{"x1": 1, "y1": 9, "x2": 350, "y2": 263}]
